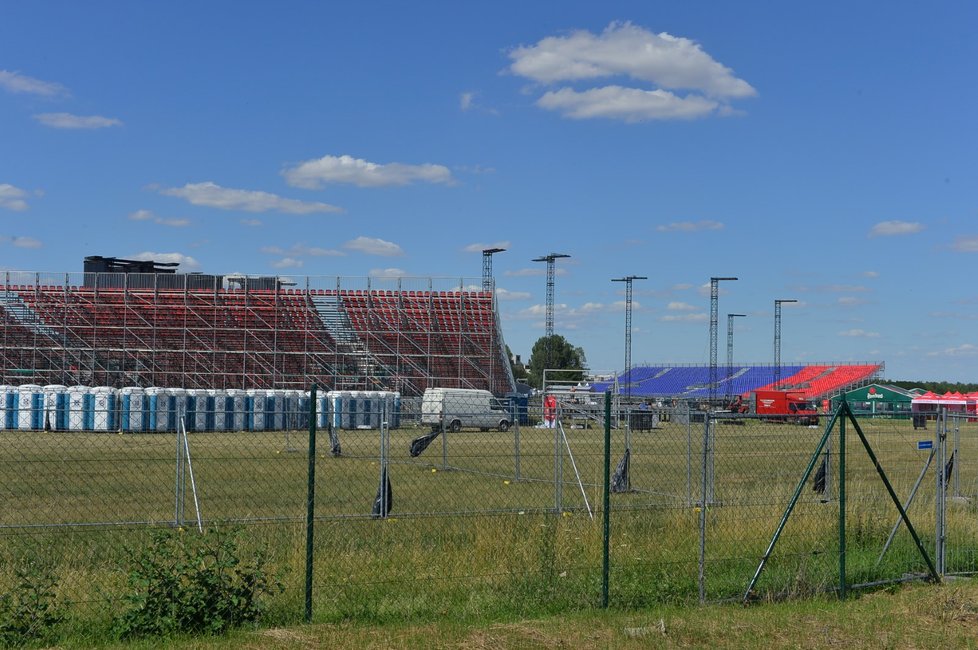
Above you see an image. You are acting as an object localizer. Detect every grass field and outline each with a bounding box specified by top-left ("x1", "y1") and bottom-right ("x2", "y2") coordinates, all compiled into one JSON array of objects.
[{"x1": 1, "y1": 411, "x2": 977, "y2": 644}]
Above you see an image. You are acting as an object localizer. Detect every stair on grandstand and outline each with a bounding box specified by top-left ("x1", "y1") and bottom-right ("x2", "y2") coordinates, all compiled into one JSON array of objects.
[
  {"x1": 0, "y1": 291, "x2": 64, "y2": 341},
  {"x1": 309, "y1": 293, "x2": 381, "y2": 378}
]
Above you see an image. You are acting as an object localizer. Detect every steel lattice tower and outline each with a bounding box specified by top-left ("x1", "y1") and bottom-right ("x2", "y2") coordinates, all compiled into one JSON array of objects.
[
  {"x1": 481, "y1": 248, "x2": 505, "y2": 292},
  {"x1": 726, "y1": 313, "x2": 746, "y2": 399},
  {"x1": 709, "y1": 277, "x2": 737, "y2": 405},
  {"x1": 533, "y1": 253, "x2": 570, "y2": 367},
  {"x1": 612, "y1": 275, "x2": 646, "y2": 399},
  {"x1": 773, "y1": 299, "x2": 797, "y2": 388}
]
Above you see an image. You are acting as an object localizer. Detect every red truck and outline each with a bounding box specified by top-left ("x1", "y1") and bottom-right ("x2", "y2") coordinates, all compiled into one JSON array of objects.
[{"x1": 752, "y1": 390, "x2": 820, "y2": 425}]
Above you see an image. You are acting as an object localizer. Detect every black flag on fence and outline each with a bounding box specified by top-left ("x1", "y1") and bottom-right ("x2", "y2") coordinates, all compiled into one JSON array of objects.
[
  {"x1": 813, "y1": 456, "x2": 827, "y2": 495},
  {"x1": 328, "y1": 424, "x2": 342, "y2": 456},
  {"x1": 371, "y1": 466, "x2": 392, "y2": 519},
  {"x1": 611, "y1": 448, "x2": 631, "y2": 493},
  {"x1": 945, "y1": 451, "x2": 955, "y2": 487},
  {"x1": 409, "y1": 430, "x2": 441, "y2": 457}
]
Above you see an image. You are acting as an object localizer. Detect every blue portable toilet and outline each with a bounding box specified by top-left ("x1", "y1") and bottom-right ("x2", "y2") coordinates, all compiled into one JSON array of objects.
[
  {"x1": 120, "y1": 387, "x2": 146, "y2": 432},
  {"x1": 392, "y1": 391, "x2": 401, "y2": 428},
  {"x1": 0, "y1": 385, "x2": 16, "y2": 430},
  {"x1": 226, "y1": 389, "x2": 246, "y2": 431},
  {"x1": 144, "y1": 387, "x2": 162, "y2": 431},
  {"x1": 17, "y1": 384, "x2": 44, "y2": 431},
  {"x1": 68, "y1": 386, "x2": 95, "y2": 431},
  {"x1": 92, "y1": 387, "x2": 117, "y2": 431},
  {"x1": 266, "y1": 390, "x2": 284, "y2": 430}
]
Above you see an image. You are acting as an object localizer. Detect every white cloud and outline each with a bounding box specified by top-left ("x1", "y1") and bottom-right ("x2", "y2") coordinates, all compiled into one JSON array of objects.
[
  {"x1": 951, "y1": 236, "x2": 978, "y2": 253},
  {"x1": 657, "y1": 220, "x2": 724, "y2": 232},
  {"x1": 509, "y1": 22, "x2": 756, "y2": 98},
  {"x1": 463, "y1": 241, "x2": 511, "y2": 253},
  {"x1": 128, "y1": 209, "x2": 189, "y2": 227},
  {"x1": 460, "y1": 92, "x2": 475, "y2": 111},
  {"x1": 495, "y1": 287, "x2": 531, "y2": 300},
  {"x1": 160, "y1": 182, "x2": 341, "y2": 214},
  {"x1": 369, "y1": 268, "x2": 407, "y2": 278},
  {"x1": 240, "y1": 218, "x2": 262, "y2": 227},
  {"x1": 659, "y1": 313, "x2": 708, "y2": 322},
  {"x1": 0, "y1": 184, "x2": 30, "y2": 211},
  {"x1": 130, "y1": 251, "x2": 201, "y2": 271},
  {"x1": 344, "y1": 236, "x2": 404, "y2": 257},
  {"x1": 667, "y1": 301, "x2": 697, "y2": 311},
  {"x1": 869, "y1": 220, "x2": 924, "y2": 237},
  {"x1": 271, "y1": 257, "x2": 303, "y2": 269},
  {"x1": 863, "y1": 270, "x2": 879, "y2": 278},
  {"x1": 282, "y1": 154, "x2": 454, "y2": 189},
  {"x1": 837, "y1": 296, "x2": 867, "y2": 307},
  {"x1": 927, "y1": 343, "x2": 978, "y2": 357},
  {"x1": 33, "y1": 113, "x2": 122, "y2": 129},
  {"x1": 0, "y1": 70, "x2": 67, "y2": 97},
  {"x1": 538, "y1": 85, "x2": 720, "y2": 121},
  {"x1": 839, "y1": 328, "x2": 879, "y2": 338},
  {"x1": 0, "y1": 235, "x2": 42, "y2": 249}
]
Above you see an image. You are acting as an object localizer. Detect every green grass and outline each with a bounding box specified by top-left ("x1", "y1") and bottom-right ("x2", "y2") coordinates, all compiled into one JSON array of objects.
[{"x1": 1, "y1": 414, "x2": 977, "y2": 645}]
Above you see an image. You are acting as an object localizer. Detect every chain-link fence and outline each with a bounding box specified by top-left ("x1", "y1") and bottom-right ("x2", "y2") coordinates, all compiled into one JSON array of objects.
[{"x1": 1, "y1": 389, "x2": 975, "y2": 634}]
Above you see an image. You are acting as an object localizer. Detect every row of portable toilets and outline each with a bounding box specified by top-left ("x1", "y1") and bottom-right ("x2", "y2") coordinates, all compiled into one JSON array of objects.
[{"x1": 0, "y1": 385, "x2": 400, "y2": 433}]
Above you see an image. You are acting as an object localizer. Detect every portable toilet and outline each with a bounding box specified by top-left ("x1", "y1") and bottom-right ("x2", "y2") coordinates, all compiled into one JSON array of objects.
[
  {"x1": 198, "y1": 389, "x2": 217, "y2": 431},
  {"x1": 43, "y1": 385, "x2": 68, "y2": 431},
  {"x1": 167, "y1": 388, "x2": 188, "y2": 432},
  {"x1": 120, "y1": 387, "x2": 146, "y2": 432},
  {"x1": 144, "y1": 387, "x2": 162, "y2": 432},
  {"x1": 66, "y1": 386, "x2": 92, "y2": 431},
  {"x1": 283, "y1": 389, "x2": 304, "y2": 429},
  {"x1": 0, "y1": 385, "x2": 16, "y2": 430},
  {"x1": 246, "y1": 389, "x2": 266, "y2": 431},
  {"x1": 184, "y1": 389, "x2": 206, "y2": 431},
  {"x1": 266, "y1": 390, "x2": 284, "y2": 431},
  {"x1": 92, "y1": 387, "x2": 117, "y2": 431},
  {"x1": 223, "y1": 389, "x2": 246, "y2": 431},
  {"x1": 329, "y1": 391, "x2": 352, "y2": 429},
  {"x1": 315, "y1": 390, "x2": 330, "y2": 429},
  {"x1": 17, "y1": 384, "x2": 44, "y2": 431}
]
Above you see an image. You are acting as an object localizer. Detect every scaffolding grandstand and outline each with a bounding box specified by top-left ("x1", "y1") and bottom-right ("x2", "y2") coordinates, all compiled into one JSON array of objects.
[{"x1": 0, "y1": 271, "x2": 515, "y2": 396}]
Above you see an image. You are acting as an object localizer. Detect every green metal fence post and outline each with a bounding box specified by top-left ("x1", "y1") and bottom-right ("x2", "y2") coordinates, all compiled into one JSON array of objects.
[
  {"x1": 305, "y1": 384, "x2": 317, "y2": 623},
  {"x1": 602, "y1": 391, "x2": 611, "y2": 608},
  {"x1": 839, "y1": 400, "x2": 846, "y2": 600}
]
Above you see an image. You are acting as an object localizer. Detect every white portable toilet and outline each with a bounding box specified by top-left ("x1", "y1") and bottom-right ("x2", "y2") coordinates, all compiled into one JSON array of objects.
[
  {"x1": 315, "y1": 390, "x2": 330, "y2": 429},
  {"x1": 120, "y1": 387, "x2": 146, "y2": 432},
  {"x1": 247, "y1": 389, "x2": 266, "y2": 431},
  {"x1": 92, "y1": 386, "x2": 117, "y2": 431},
  {"x1": 0, "y1": 385, "x2": 16, "y2": 431},
  {"x1": 43, "y1": 385, "x2": 68, "y2": 431},
  {"x1": 17, "y1": 384, "x2": 44, "y2": 431},
  {"x1": 66, "y1": 386, "x2": 89, "y2": 431},
  {"x1": 211, "y1": 389, "x2": 227, "y2": 432},
  {"x1": 283, "y1": 389, "x2": 304, "y2": 429},
  {"x1": 328, "y1": 390, "x2": 352, "y2": 429}
]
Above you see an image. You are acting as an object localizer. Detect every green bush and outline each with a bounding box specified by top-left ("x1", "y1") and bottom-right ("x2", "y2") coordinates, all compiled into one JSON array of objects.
[
  {"x1": 114, "y1": 527, "x2": 283, "y2": 639},
  {"x1": 0, "y1": 556, "x2": 65, "y2": 648}
]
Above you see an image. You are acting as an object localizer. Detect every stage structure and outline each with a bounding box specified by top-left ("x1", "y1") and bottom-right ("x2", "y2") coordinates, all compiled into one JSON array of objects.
[{"x1": 0, "y1": 272, "x2": 515, "y2": 396}]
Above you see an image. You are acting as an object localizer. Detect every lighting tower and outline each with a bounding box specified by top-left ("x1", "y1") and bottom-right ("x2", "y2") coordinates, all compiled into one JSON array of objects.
[
  {"x1": 482, "y1": 247, "x2": 506, "y2": 292},
  {"x1": 709, "y1": 277, "x2": 738, "y2": 405},
  {"x1": 773, "y1": 299, "x2": 798, "y2": 388},
  {"x1": 532, "y1": 253, "x2": 570, "y2": 368},
  {"x1": 612, "y1": 275, "x2": 647, "y2": 399},
  {"x1": 726, "y1": 313, "x2": 746, "y2": 399}
]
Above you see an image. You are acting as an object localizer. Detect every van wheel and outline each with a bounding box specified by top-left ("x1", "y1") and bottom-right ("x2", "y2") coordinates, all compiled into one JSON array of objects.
[
  {"x1": 449, "y1": 419, "x2": 462, "y2": 433},
  {"x1": 498, "y1": 421, "x2": 510, "y2": 432}
]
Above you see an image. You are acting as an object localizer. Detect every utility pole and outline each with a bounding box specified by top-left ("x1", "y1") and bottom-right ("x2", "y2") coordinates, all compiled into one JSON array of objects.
[
  {"x1": 533, "y1": 253, "x2": 571, "y2": 369},
  {"x1": 612, "y1": 275, "x2": 647, "y2": 399},
  {"x1": 709, "y1": 277, "x2": 737, "y2": 405}
]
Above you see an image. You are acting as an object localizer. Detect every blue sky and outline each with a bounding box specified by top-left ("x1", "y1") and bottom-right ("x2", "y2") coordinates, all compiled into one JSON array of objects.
[{"x1": 1, "y1": 2, "x2": 976, "y2": 381}]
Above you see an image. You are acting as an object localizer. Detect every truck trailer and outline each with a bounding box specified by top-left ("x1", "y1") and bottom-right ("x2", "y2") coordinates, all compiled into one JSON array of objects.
[{"x1": 752, "y1": 389, "x2": 820, "y2": 425}]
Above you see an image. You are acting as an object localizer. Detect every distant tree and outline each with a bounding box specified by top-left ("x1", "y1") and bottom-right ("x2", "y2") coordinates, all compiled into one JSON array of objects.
[
  {"x1": 525, "y1": 335, "x2": 587, "y2": 388},
  {"x1": 889, "y1": 380, "x2": 978, "y2": 394},
  {"x1": 506, "y1": 345, "x2": 528, "y2": 382}
]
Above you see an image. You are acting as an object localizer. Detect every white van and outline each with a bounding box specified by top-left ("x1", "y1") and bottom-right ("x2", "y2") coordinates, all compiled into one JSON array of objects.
[{"x1": 421, "y1": 388, "x2": 511, "y2": 432}]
